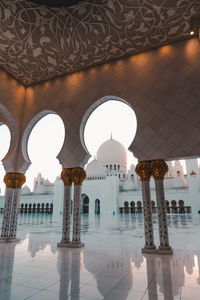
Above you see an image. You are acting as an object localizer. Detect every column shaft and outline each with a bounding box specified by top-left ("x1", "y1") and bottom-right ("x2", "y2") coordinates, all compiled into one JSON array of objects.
[
  {"x1": 136, "y1": 161, "x2": 156, "y2": 253},
  {"x1": 61, "y1": 185, "x2": 72, "y2": 243},
  {"x1": 1, "y1": 188, "x2": 13, "y2": 238},
  {"x1": 9, "y1": 189, "x2": 21, "y2": 238},
  {"x1": 1, "y1": 188, "x2": 21, "y2": 240},
  {"x1": 72, "y1": 184, "x2": 82, "y2": 245},
  {"x1": 141, "y1": 180, "x2": 155, "y2": 250},
  {"x1": 155, "y1": 180, "x2": 170, "y2": 249},
  {"x1": 57, "y1": 168, "x2": 73, "y2": 247},
  {"x1": 0, "y1": 173, "x2": 25, "y2": 242}
]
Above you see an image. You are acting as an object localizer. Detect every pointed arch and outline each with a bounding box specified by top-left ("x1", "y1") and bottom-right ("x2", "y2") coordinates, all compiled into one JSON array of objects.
[
  {"x1": 80, "y1": 95, "x2": 137, "y2": 163},
  {"x1": 22, "y1": 110, "x2": 59, "y2": 165},
  {"x1": 0, "y1": 103, "x2": 17, "y2": 163}
]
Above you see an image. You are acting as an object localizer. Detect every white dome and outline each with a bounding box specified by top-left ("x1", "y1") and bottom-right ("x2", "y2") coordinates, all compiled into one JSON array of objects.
[
  {"x1": 86, "y1": 159, "x2": 106, "y2": 178},
  {"x1": 97, "y1": 138, "x2": 127, "y2": 165},
  {"x1": 21, "y1": 185, "x2": 31, "y2": 195}
]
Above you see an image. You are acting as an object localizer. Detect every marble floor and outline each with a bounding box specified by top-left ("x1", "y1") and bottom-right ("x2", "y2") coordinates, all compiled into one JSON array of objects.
[{"x1": 0, "y1": 213, "x2": 200, "y2": 300}]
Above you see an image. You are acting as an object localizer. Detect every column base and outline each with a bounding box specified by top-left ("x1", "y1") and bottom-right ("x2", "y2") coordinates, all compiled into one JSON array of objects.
[
  {"x1": 0, "y1": 237, "x2": 20, "y2": 243},
  {"x1": 142, "y1": 246, "x2": 157, "y2": 254},
  {"x1": 157, "y1": 246, "x2": 173, "y2": 255},
  {"x1": 57, "y1": 241, "x2": 71, "y2": 248},
  {"x1": 142, "y1": 246, "x2": 173, "y2": 255},
  {"x1": 68, "y1": 242, "x2": 85, "y2": 248}
]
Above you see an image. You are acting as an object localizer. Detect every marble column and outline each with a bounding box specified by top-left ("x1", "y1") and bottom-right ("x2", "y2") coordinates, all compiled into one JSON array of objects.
[
  {"x1": 57, "y1": 168, "x2": 73, "y2": 247},
  {"x1": 0, "y1": 173, "x2": 26, "y2": 243},
  {"x1": 69, "y1": 167, "x2": 86, "y2": 248},
  {"x1": 151, "y1": 160, "x2": 173, "y2": 255},
  {"x1": 136, "y1": 161, "x2": 156, "y2": 253}
]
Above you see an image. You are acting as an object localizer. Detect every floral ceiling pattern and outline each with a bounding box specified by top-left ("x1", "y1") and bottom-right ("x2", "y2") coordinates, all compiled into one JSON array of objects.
[{"x1": 0, "y1": 0, "x2": 200, "y2": 86}]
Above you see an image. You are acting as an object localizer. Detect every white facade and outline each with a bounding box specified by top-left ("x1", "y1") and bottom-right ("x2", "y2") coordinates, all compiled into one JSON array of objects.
[{"x1": 0, "y1": 138, "x2": 200, "y2": 214}]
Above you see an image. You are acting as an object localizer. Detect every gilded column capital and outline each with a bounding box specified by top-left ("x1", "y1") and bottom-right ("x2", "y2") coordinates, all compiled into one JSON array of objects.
[
  {"x1": 61, "y1": 169, "x2": 73, "y2": 186},
  {"x1": 4, "y1": 173, "x2": 26, "y2": 189},
  {"x1": 71, "y1": 167, "x2": 86, "y2": 185},
  {"x1": 135, "y1": 161, "x2": 151, "y2": 181},
  {"x1": 150, "y1": 160, "x2": 168, "y2": 180}
]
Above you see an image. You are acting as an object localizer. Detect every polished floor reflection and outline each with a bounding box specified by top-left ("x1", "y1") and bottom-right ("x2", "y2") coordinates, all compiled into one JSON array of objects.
[{"x1": 0, "y1": 213, "x2": 199, "y2": 299}]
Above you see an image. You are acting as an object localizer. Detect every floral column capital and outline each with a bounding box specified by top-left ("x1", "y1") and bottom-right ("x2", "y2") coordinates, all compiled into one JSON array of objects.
[
  {"x1": 61, "y1": 169, "x2": 73, "y2": 186},
  {"x1": 4, "y1": 173, "x2": 26, "y2": 189},
  {"x1": 135, "y1": 161, "x2": 151, "y2": 182},
  {"x1": 71, "y1": 167, "x2": 86, "y2": 185},
  {"x1": 150, "y1": 160, "x2": 168, "y2": 181}
]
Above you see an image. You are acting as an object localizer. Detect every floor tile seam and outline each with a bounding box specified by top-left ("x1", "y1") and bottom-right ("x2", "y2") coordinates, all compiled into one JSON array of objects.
[
  {"x1": 11, "y1": 275, "x2": 45, "y2": 285},
  {"x1": 24, "y1": 280, "x2": 61, "y2": 300},
  {"x1": 99, "y1": 269, "x2": 140, "y2": 299},
  {"x1": 16, "y1": 278, "x2": 60, "y2": 292}
]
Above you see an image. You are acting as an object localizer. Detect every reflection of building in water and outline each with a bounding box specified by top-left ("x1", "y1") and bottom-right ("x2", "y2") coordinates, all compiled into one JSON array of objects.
[
  {"x1": 0, "y1": 139, "x2": 199, "y2": 214},
  {"x1": 83, "y1": 250, "x2": 133, "y2": 299}
]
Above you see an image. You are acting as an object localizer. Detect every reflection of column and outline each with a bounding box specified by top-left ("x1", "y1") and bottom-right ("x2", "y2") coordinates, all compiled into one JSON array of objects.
[
  {"x1": 71, "y1": 250, "x2": 81, "y2": 299},
  {"x1": 0, "y1": 173, "x2": 26, "y2": 242},
  {"x1": 58, "y1": 169, "x2": 73, "y2": 247},
  {"x1": 0, "y1": 244, "x2": 16, "y2": 297},
  {"x1": 196, "y1": 253, "x2": 200, "y2": 285},
  {"x1": 160, "y1": 256, "x2": 174, "y2": 300},
  {"x1": 57, "y1": 248, "x2": 71, "y2": 299},
  {"x1": 136, "y1": 161, "x2": 156, "y2": 253},
  {"x1": 151, "y1": 160, "x2": 173, "y2": 255},
  {"x1": 57, "y1": 248, "x2": 81, "y2": 300},
  {"x1": 70, "y1": 168, "x2": 86, "y2": 248},
  {"x1": 144, "y1": 254, "x2": 158, "y2": 300}
]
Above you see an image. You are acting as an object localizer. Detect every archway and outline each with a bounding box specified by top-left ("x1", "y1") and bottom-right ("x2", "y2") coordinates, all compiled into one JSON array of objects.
[
  {"x1": 130, "y1": 201, "x2": 135, "y2": 214},
  {"x1": 95, "y1": 199, "x2": 100, "y2": 214},
  {"x1": 24, "y1": 113, "x2": 65, "y2": 194},
  {"x1": 171, "y1": 200, "x2": 177, "y2": 214},
  {"x1": 0, "y1": 124, "x2": 11, "y2": 195},
  {"x1": 124, "y1": 201, "x2": 129, "y2": 214},
  {"x1": 81, "y1": 96, "x2": 137, "y2": 168},
  {"x1": 137, "y1": 201, "x2": 142, "y2": 214},
  {"x1": 165, "y1": 200, "x2": 170, "y2": 213},
  {"x1": 178, "y1": 200, "x2": 185, "y2": 214},
  {"x1": 82, "y1": 194, "x2": 89, "y2": 214}
]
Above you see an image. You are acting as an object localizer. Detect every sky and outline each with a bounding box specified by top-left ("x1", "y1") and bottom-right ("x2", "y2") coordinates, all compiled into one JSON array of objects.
[{"x1": 0, "y1": 100, "x2": 198, "y2": 194}]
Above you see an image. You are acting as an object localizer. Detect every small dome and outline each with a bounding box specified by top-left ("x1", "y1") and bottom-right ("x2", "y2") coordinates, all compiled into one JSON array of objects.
[
  {"x1": 21, "y1": 185, "x2": 31, "y2": 195},
  {"x1": 97, "y1": 138, "x2": 127, "y2": 165},
  {"x1": 86, "y1": 159, "x2": 106, "y2": 178},
  {"x1": 130, "y1": 164, "x2": 136, "y2": 171},
  {"x1": 123, "y1": 179, "x2": 136, "y2": 191},
  {"x1": 173, "y1": 176, "x2": 187, "y2": 188},
  {"x1": 167, "y1": 161, "x2": 173, "y2": 168},
  {"x1": 44, "y1": 179, "x2": 52, "y2": 185}
]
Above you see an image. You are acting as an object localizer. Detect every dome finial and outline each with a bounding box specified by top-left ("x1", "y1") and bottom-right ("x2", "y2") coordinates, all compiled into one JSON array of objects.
[{"x1": 110, "y1": 132, "x2": 112, "y2": 140}]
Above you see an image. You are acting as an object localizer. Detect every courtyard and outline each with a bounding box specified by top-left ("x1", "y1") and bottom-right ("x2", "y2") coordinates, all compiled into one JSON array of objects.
[{"x1": 0, "y1": 213, "x2": 199, "y2": 299}]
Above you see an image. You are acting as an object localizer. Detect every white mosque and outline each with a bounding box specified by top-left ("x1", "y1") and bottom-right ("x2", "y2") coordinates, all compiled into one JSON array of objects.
[{"x1": 1, "y1": 137, "x2": 200, "y2": 215}]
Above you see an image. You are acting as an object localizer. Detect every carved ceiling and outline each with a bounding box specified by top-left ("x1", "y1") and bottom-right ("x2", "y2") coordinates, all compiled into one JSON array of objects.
[
  {"x1": 0, "y1": 0, "x2": 200, "y2": 86},
  {"x1": 29, "y1": 0, "x2": 85, "y2": 6}
]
